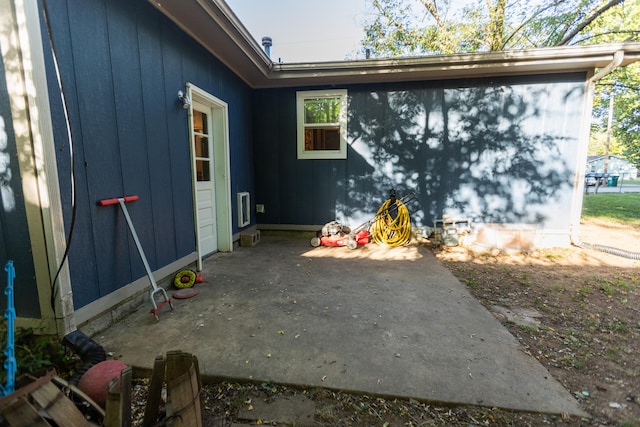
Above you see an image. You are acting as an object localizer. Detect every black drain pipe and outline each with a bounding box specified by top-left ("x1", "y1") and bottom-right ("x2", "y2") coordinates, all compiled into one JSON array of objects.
[{"x1": 62, "y1": 330, "x2": 107, "y2": 385}]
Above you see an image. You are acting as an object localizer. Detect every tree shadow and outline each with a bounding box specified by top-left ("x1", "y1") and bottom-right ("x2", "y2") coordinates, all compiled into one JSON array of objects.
[{"x1": 342, "y1": 77, "x2": 580, "y2": 229}]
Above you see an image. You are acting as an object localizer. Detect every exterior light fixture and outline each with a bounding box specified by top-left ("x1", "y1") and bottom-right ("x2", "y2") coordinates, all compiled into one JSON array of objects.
[{"x1": 178, "y1": 90, "x2": 191, "y2": 109}]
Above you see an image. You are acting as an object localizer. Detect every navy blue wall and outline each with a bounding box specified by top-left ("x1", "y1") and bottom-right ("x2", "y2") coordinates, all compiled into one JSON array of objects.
[
  {"x1": 253, "y1": 74, "x2": 585, "y2": 230},
  {"x1": 0, "y1": 54, "x2": 40, "y2": 317},
  {"x1": 41, "y1": 0, "x2": 253, "y2": 309}
]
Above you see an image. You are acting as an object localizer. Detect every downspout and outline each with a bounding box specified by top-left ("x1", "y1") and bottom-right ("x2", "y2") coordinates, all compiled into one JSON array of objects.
[
  {"x1": 571, "y1": 50, "x2": 640, "y2": 260},
  {"x1": 588, "y1": 50, "x2": 624, "y2": 84}
]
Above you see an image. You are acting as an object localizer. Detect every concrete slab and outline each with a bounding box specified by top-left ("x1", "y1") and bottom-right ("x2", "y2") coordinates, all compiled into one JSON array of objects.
[
  {"x1": 95, "y1": 235, "x2": 586, "y2": 417},
  {"x1": 237, "y1": 394, "x2": 315, "y2": 425}
]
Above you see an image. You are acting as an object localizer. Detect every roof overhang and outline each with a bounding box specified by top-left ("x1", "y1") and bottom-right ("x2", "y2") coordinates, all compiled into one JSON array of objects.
[{"x1": 149, "y1": 0, "x2": 640, "y2": 89}]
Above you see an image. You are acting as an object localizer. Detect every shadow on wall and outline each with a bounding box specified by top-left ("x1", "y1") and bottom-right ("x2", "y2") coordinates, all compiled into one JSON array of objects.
[{"x1": 341, "y1": 79, "x2": 580, "y2": 230}]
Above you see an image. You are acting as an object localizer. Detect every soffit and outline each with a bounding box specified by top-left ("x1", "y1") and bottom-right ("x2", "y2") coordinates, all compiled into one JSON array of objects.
[{"x1": 148, "y1": 0, "x2": 640, "y2": 89}]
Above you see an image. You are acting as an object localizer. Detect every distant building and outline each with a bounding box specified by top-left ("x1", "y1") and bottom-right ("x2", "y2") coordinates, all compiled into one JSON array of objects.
[{"x1": 587, "y1": 155, "x2": 638, "y2": 179}]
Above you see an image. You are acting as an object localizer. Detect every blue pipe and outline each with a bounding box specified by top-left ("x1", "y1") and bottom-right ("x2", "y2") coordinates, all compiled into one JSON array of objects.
[{"x1": 1, "y1": 261, "x2": 16, "y2": 396}]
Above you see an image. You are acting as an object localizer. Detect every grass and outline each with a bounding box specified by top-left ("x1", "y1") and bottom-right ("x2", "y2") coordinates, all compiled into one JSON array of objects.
[{"x1": 582, "y1": 193, "x2": 640, "y2": 226}]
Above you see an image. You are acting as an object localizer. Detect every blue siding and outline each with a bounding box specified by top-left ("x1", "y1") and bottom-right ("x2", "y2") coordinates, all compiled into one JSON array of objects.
[
  {"x1": 0, "y1": 54, "x2": 40, "y2": 317},
  {"x1": 253, "y1": 75, "x2": 585, "y2": 231},
  {"x1": 42, "y1": 0, "x2": 253, "y2": 309}
]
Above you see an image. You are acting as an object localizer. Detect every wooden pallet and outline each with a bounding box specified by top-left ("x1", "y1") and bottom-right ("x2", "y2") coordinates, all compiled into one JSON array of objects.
[
  {"x1": 0, "y1": 370, "x2": 105, "y2": 426},
  {"x1": 0, "y1": 352, "x2": 201, "y2": 426}
]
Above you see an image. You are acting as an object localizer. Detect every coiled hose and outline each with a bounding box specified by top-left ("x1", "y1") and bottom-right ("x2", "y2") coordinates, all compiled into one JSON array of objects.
[
  {"x1": 370, "y1": 198, "x2": 412, "y2": 246},
  {"x1": 574, "y1": 241, "x2": 640, "y2": 260},
  {"x1": 62, "y1": 330, "x2": 107, "y2": 385}
]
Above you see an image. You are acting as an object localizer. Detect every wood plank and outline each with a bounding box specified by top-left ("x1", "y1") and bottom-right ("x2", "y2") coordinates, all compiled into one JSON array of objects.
[
  {"x1": 165, "y1": 351, "x2": 192, "y2": 384},
  {"x1": 166, "y1": 352, "x2": 202, "y2": 427},
  {"x1": 0, "y1": 397, "x2": 51, "y2": 427},
  {"x1": 166, "y1": 365, "x2": 201, "y2": 427},
  {"x1": 120, "y1": 366, "x2": 132, "y2": 426},
  {"x1": 142, "y1": 355, "x2": 166, "y2": 426},
  {"x1": 104, "y1": 366, "x2": 132, "y2": 427},
  {"x1": 0, "y1": 370, "x2": 56, "y2": 409},
  {"x1": 51, "y1": 376, "x2": 106, "y2": 420},
  {"x1": 30, "y1": 381, "x2": 90, "y2": 427},
  {"x1": 104, "y1": 366, "x2": 133, "y2": 427},
  {"x1": 104, "y1": 376, "x2": 121, "y2": 427}
]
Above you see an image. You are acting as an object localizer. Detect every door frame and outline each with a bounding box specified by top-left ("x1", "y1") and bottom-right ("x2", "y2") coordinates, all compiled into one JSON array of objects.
[{"x1": 186, "y1": 83, "x2": 232, "y2": 270}]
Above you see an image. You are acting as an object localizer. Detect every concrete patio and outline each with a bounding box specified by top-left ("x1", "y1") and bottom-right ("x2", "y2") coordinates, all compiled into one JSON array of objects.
[{"x1": 95, "y1": 234, "x2": 585, "y2": 417}]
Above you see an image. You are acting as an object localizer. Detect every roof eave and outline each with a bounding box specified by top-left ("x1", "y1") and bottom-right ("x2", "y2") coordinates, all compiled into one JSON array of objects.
[
  {"x1": 260, "y1": 44, "x2": 640, "y2": 88},
  {"x1": 148, "y1": 0, "x2": 640, "y2": 89}
]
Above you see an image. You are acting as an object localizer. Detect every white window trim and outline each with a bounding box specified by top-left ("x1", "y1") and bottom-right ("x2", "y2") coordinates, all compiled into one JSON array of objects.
[{"x1": 296, "y1": 89, "x2": 348, "y2": 160}]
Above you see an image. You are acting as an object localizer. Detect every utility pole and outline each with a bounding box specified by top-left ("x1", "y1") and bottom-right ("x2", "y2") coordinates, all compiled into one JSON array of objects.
[{"x1": 604, "y1": 93, "x2": 614, "y2": 174}]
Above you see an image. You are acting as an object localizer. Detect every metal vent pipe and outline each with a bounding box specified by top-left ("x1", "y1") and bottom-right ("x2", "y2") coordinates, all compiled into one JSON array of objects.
[{"x1": 261, "y1": 36, "x2": 272, "y2": 57}]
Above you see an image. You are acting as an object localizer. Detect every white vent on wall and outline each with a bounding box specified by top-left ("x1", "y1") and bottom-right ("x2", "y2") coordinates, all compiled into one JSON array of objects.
[{"x1": 237, "y1": 192, "x2": 250, "y2": 227}]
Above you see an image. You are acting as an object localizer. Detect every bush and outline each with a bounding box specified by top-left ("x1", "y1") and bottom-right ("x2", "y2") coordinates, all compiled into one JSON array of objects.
[{"x1": 0, "y1": 321, "x2": 80, "y2": 384}]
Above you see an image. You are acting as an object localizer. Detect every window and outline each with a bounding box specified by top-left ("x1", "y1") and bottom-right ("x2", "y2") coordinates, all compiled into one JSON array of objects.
[
  {"x1": 192, "y1": 109, "x2": 210, "y2": 181},
  {"x1": 296, "y1": 89, "x2": 348, "y2": 159}
]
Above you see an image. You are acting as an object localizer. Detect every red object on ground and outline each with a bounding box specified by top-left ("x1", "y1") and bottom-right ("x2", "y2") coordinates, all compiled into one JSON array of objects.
[
  {"x1": 77, "y1": 360, "x2": 128, "y2": 408},
  {"x1": 173, "y1": 288, "x2": 199, "y2": 299},
  {"x1": 311, "y1": 229, "x2": 370, "y2": 249}
]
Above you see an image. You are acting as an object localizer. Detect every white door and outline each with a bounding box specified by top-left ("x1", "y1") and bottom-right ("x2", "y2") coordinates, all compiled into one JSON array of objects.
[{"x1": 192, "y1": 101, "x2": 218, "y2": 255}]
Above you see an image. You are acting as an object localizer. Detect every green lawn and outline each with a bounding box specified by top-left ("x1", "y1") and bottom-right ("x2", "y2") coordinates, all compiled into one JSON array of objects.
[{"x1": 582, "y1": 193, "x2": 640, "y2": 227}]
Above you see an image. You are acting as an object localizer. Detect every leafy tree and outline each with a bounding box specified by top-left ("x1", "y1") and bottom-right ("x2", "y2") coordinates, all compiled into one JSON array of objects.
[
  {"x1": 588, "y1": 130, "x2": 624, "y2": 156},
  {"x1": 362, "y1": 0, "x2": 640, "y2": 168},
  {"x1": 586, "y1": 3, "x2": 640, "y2": 167},
  {"x1": 362, "y1": 0, "x2": 630, "y2": 55}
]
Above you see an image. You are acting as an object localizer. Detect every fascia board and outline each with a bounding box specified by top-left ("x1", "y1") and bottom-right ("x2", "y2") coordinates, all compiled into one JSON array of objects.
[
  {"x1": 148, "y1": 0, "x2": 640, "y2": 89},
  {"x1": 258, "y1": 44, "x2": 640, "y2": 88}
]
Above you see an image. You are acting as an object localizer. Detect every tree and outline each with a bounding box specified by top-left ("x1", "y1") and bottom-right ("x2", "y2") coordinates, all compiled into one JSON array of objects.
[
  {"x1": 362, "y1": 0, "x2": 630, "y2": 55},
  {"x1": 595, "y1": 62, "x2": 640, "y2": 169},
  {"x1": 586, "y1": 3, "x2": 640, "y2": 167},
  {"x1": 362, "y1": 0, "x2": 640, "y2": 168}
]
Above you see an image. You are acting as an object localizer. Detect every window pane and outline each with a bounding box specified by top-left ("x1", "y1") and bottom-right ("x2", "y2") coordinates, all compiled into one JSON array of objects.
[
  {"x1": 296, "y1": 89, "x2": 347, "y2": 159},
  {"x1": 304, "y1": 97, "x2": 341, "y2": 124},
  {"x1": 194, "y1": 135, "x2": 209, "y2": 157},
  {"x1": 196, "y1": 160, "x2": 210, "y2": 181},
  {"x1": 193, "y1": 110, "x2": 208, "y2": 134},
  {"x1": 304, "y1": 127, "x2": 341, "y2": 151}
]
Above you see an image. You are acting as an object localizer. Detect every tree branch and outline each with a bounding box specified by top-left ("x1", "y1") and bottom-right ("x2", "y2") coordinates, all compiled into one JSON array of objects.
[
  {"x1": 419, "y1": 0, "x2": 446, "y2": 29},
  {"x1": 573, "y1": 30, "x2": 640, "y2": 44},
  {"x1": 557, "y1": 0, "x2": 624, "y2": 45},
  {"x1": 500, "y1": 0, "x2": 566, "y2": 48}
]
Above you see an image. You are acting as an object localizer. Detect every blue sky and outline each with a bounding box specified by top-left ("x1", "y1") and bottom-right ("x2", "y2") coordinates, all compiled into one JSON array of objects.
[{"x1": 225, "y1": 0, "x2": 370, "y2": 63}]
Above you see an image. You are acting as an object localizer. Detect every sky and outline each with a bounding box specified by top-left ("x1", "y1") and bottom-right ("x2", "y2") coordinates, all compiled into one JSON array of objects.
[{"x1": 225, "y1": 0, "x2": 371, "y2": 63}]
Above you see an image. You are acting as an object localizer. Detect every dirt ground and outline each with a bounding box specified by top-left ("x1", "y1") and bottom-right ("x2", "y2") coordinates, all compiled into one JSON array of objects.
[
  {"x1": 432, "y1": 218, "x2": 640, "y2": 426},
  {"x1": 131, "y1": 218, "x2": 639, "y2": 426}
]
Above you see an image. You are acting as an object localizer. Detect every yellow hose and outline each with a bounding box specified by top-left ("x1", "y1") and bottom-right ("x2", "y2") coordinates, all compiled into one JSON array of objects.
[{"x1": 370, "y1": 198, "x2": 412, "y2": 246}]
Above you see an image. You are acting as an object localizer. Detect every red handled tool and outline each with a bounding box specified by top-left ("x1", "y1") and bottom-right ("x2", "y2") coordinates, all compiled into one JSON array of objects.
[{"x1": 98, "y1": 195, "x2": 173, "y2": 320}]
